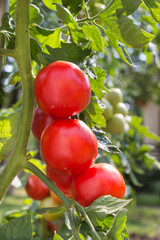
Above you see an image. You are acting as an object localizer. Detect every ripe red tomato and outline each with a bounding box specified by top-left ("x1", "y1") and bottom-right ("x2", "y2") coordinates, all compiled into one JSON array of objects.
[
  {"x1": 34, "y1": 61, "x2": 91, "y2": 118},
  {"x1": 71, "y1": 163, "x2": 126, "y2": 207},
  {"x1": 46, "y1": 166, "x2": 73, "y2": 194},
  {"x1": 40, "y1": 118, "x2": 98, "y2": 175},
  {"x1": 25, "y1": 175, "x2": 50, "y2": 200},
  {"x1": 31, "y1": 106, "x2": 54, "y2": 141}
]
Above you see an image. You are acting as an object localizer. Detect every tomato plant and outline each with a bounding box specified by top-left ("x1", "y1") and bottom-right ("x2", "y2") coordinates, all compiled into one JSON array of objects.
[
  {"x1": 25, "y1": 175, "x2": 50, "y2": 200},
  {"x1": 34, "y1": 61, "x2": 91, "y2": 118},
  {"x1": 41, "y1": 118, "x2": 98, "y2": 175},
  {"x1": 0, "y1": 0, "x2": 160, "y2": 239},
  {"x1": 31, "y1": 106, "x2": 54, "y2": 141},
  {"x1": 71, "y1": 163, "x2": 126, "y2": 207}
]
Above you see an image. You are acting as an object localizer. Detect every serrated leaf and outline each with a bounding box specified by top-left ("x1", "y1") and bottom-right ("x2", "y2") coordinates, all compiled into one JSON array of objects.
[
  {"x1": 82, "y1": 24, "x2": 103, "y2": 52},
  {"x1": 121, "y1": 0, "x2": 141, "y2": 15},
  {"x1": 130, "y1": 115, "x2": 160, "y2": 141},
  {"x1": 41, "y1": 42, "x2": 91, "y2": 64},
  {"x1": 30, "y1": 25, "x2": 61, "y2": 53},
  {"x1": 53, "y1": 233, "x2": 64, "y2": 240},
  {"x1": 107, "y1": 209, "x2": 128, "y2": 240},
  {"x1": 9, "y1": 71, "x2": 20, "y2": 85},
  {"x1": 83, "y1": 96, "x2": 106, "y2": 128},
  {"x1": 143, "y1": 0, "x2": 160, "y2": 23},
  {"x1": 42, "y1": 0, "x2": 62, "y2": 10},
  {"x1": 30, "y1": 4, "x2": 44, "y2": 25},
  {"x1": 104, "y1": 29, "x2": 135, "y2": 67},
  {"x1": 0, "y1": 215, "x2": 32, "y2": 240},
  {"x1": 89, "y1": 66, "x2": 106, "y2": 100},
  {"x1": 55, "y1": 4, "x2": 78, "y2": 29},
  {"x1": 92, "y1": 127, "x2": 121, "y2": 153},
  {"x1": 85, "y1": 196, "x2": 131, "y2": 225},
  {"x1": 0, "y1": 111, "x2": 21, "y2": 161},
  {"x1": 118, "y1": 14, "x2": 155, "y2": 48}
]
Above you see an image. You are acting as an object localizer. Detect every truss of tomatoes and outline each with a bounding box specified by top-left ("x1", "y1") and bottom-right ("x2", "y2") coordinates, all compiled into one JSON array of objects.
[{"x1": 27, "y1": 61, "x2": 126, "y2": 208}]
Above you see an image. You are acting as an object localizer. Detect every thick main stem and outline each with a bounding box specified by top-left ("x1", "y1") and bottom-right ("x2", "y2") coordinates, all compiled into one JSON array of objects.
[{"x1": 0, "y1": 0, "x2": 34, "y2": 201}]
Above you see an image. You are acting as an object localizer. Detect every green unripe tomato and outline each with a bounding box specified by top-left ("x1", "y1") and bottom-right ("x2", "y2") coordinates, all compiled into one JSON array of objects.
[
  {"x1": 105, "y1": 88, "x2": 123, "y2": 107},
  {"x1": 102, "y1": 98, "x2": 113, "y2": 121},
  {"x1": 40, "y1": 196, "x2": 64, "y2": 221},
  {"x1": 107, "y1": 113, "x2": 125, "y2": 135},
  {"x1": 114, "y1": 102, "x2": 128, "y2": 116}
]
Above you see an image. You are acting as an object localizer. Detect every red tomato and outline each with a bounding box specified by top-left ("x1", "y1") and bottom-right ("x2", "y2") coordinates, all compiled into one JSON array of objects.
[
  {"x1": 31, "y1": 106, "x2": 54, "y2": 141},
  {"x1": 40, "y1": 118, "x2": 98, "y2": 175},
  {"x1": 71, "y1": 163, "x2": 126, "y2": 207},
  {"x1": 34, "y1": 61, "x2": 91, "y2": 118},
  {"x1": 25, "y1": 175, "x2": 50, "y2": 200},
  {"x1": 46, "y1": 166, "x2": 73, "y2": 194}
]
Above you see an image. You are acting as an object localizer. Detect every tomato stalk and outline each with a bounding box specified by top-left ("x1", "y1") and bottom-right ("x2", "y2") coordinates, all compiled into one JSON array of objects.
[{"x1": 0, "y1": 0, "x2": 34, "y2": 201}]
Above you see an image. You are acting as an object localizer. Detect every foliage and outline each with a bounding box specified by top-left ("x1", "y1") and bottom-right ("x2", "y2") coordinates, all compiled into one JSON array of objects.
[{"x1": 0, "y1": 0, "x2": 160, "y2": 239}]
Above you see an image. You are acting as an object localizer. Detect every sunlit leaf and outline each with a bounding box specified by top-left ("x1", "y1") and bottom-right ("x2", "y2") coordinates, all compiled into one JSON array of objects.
[
  {"x1": 107, "y1": 209, "x2": 128, "y2": 240},
  {"x1": 118, "y1": 15, "x2": 155, "y2": 48},
  {"x1": 143, "y1": 0, "x2": 160, "y2": 23},
  {"x1": 0, "y1": 111, "x2": 21, "y2": 161}
]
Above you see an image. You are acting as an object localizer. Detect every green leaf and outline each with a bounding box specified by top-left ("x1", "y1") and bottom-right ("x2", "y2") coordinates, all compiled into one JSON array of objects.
[
  {"x1": 85, "y1": 196, "x2": 131, "y2": 225},
  {"x1": 30, "y1": 37, "x2": 43, "y2": 62},
  {"x1": 0, "y1": 111, "x2": 21, "y2": 161},
  {"x1": 53, "y1": 233, "x2": 64, "y2": 240},
  {"x1": 89, "y1": 66, "x2": 106, "y2": 100},
  {"x1": 0, "y1": 215, "x2": 32, "y2": 240},
  {"x1": 55, "y1": 4, "x2": 78, "y2": 29},
  {"x1": 143, "y1": 0, "x2": 160, "y2": 23},
  {"x1": 30, "y1": 4, "x2": 44, "y2": 25},
  {"x1": 42, "y1": 0, "x2": 62, "y2": 10},
  {"x1": 41, "y1": 42, "x2": 91, "y2": 64},
  {"x1": 9, "y1": 0, "x2": 17, "y2": 19},
  {"x1": 36, "y1": 205, "x2": 65, "y2": 215},
  {"x1": 83, "y1": 96, "x2": 106, "y2": 128},
  {"x1": 9, "y1": 71, "x2": 20, "y2": 85},
  {"x1": 82, "y1": 24, "x2": 103, "y2": 52},
  {"x1": 107, "y1": 209, "x2": 128, "y2": 240},
  {"x1": 105, "y1": 30, "x2": 135, "y2": 66},
  {"x1": 118, "y1": 14, "x2": 155, "y2": 48},
  {"x1": 130, "y1": 116, "x2": 160, "y2": 141},
  {"x1": 62, "y1": 0, "x2": 83, "y2": 15},
  {"x1": 121, "y1": 0, "x2": 141, "y2": 15},
  {"x1": 30, "y1": 25, "x2": 61, "y2": 53}
]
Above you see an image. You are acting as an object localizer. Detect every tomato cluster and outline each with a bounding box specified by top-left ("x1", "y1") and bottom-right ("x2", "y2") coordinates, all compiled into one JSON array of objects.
[
  {"x1": 26, "y1": 61, "x2": 126, "y2": 211},
  {"x1": 102, "y1": 88, "x2": 129, "y2": 135}
]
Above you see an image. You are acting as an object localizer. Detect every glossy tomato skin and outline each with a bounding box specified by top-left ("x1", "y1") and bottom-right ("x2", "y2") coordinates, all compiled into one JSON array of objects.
[
  {"x1": 46, "y1": 166, "x2": 73, "y2": 194},
  {"x1": 41, "y1": 118, "x2": 98, "y2": 176},
  {"x1": 25, "y1": 175, "x2": 50, "y2": 200},
  {"x1": 34, "y1": 61, "x2": 91, "y2": 118},
  {"x1": 31, "y1": 106, "x2": 54, "y2": 141},
  {"x1": 71, "y1": 163, "x2": 126, "y2": 207}
]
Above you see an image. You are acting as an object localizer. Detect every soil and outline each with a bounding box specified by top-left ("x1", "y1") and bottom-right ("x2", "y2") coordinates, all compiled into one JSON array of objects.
[{"x1": 130, "y1": 234, "x2": 160, "y2": 240}]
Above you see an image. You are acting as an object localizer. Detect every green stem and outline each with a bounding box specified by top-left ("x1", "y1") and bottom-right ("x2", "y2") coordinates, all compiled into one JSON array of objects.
[
  {"x1": 24, "y1": 161, "x2": 81, "y2": 240},
  {"x1": 0, "y1": 0, "x2": 34, "y2": 201},
  {"x1": 0, "y1": 48, "x2": 16, "y2": 58},
  {"x1": 74, "y1": 201, "x2": 101, "y2": 240}
]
